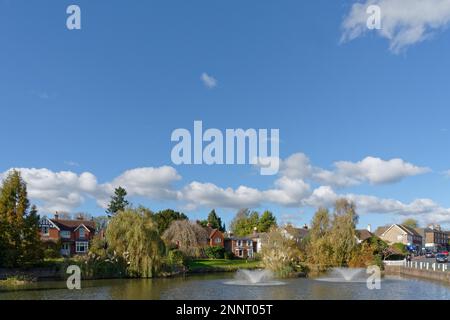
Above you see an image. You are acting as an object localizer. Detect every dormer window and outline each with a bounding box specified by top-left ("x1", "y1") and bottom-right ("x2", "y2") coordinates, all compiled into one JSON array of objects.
[{"x1": 79, "y1": 227, "x2": 86, "y2": 239}]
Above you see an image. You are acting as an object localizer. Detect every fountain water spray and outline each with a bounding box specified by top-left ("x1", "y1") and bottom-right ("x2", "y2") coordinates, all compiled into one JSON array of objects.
[{"x1": 224, "y1": 269, "x2": 285, "y2": 286}]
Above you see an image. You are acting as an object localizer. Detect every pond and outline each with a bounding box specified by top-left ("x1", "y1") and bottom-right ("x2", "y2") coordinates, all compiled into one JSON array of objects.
[{"x1": 0, "y1": 272, "x2": 449, "y2": 300}]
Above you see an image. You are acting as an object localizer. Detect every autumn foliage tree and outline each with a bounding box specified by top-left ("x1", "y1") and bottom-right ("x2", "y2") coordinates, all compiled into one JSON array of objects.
[
  {"x1": 162, "y1": 220, "x2": 209, "y2": 257},
  {"x1": 0, "y1": 170, "x2": 43, "y2": 267}
]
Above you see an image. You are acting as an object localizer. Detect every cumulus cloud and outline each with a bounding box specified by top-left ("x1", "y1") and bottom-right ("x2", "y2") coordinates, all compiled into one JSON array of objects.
[
  {"x1": 0, "y1": 151, "x2": 447, "y2": 225},
  {"x1": 342, "y1": 0, "x2": 450, "y2": 52},
  {"x1": 0, "y1": 166, "x2": 181, "y2": 213},
  {"x1": 200, "y1": 72, "x2": 217, "y2": 89},
  {"x1": 180, "y1": 182, "x2": 264, "y2": 210},
  {"x1": 280, "y1": 153, "x2": 429, "y2": 187},
  {"x1": 0, "y1": 168, "x2": 98, "y2": 212}
]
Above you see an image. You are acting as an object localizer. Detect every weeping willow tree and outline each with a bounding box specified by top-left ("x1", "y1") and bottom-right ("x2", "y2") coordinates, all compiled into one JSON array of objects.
[
  {"x1": 106, "y1": 207, "x2": 165, "y2": 278},
  {"x1": 162, "y1": 220, "x2": 208, "y2": 258}
]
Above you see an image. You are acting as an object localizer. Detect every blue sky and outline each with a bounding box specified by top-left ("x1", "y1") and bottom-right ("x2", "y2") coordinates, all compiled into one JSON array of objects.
[{"x1": 1, "y1": 0, "x2": 450, "y2": 230}]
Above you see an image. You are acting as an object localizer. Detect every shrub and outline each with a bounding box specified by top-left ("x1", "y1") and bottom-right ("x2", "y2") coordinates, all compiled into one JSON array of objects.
[
  {"x1": 167, "y1": 249, "x2": 186, "y2": 266},
  {"x1": 204, "y1": 246, "x2": 225, "y2": 259},
  {"x1": 44, "y1": 248, "x2": 61, "y2": 259},
  {"x1": 224, "y1": 251, "x2": 235, "y2": 260}
]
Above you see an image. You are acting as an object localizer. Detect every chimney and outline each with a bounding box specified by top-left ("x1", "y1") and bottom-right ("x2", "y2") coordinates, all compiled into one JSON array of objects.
[
  {"x1": 76, "y1": 214, "x2": 83, "y2": 221},
  {"x1": 303, "y1": 224, "x2": 308, "y2": 230},
  {"x1": 367, "y1": 224, "x2": 372, "y2": 233},
  {"x1": 54, "y1": 212, "x2": 59, "y2": 220}
]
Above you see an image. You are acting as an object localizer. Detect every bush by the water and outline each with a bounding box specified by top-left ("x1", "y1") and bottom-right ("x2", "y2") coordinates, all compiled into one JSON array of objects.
[{"x1": 204, "y1": 246, "x2": 225, "y2": 259}]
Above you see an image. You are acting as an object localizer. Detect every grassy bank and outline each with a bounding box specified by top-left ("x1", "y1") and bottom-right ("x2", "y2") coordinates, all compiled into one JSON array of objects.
[
  {"x1": 0, "y1": 276, "x2": 32, "y2": 288},
  {"x1": 188, "y1": 259, "x2": 262, "y2": 273}
]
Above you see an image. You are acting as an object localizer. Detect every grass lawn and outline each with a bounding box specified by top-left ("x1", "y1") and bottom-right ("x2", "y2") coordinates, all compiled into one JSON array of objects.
[{"x1": 188, "y1": 259, "x2": 262, "y2": 272}]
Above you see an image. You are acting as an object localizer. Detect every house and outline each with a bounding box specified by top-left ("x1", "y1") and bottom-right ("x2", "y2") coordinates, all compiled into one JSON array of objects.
[
  {"x1": 39, "y1": 213, "x2": 96, "y2": 256},
  {"x1": 224, "y1": 234, "x2": 254, "y2": 259},
  {"x1": 356, "y1": 229, "x2": 374, "y2": 244},
  {"x1": 414, "y1": 225, "x2": 449, "y2": 251},
  {"x1": 281, "y1": 224, "x2": 309, "y2": 242},
  {"x1": 356, "y1": 225, "x2": 374, "y2": 244},
  {"x1": 376, "y1": 224, "x2": 422, "y2": 249},
  {"x1": 204, "y1": 223, "x2": 224, "y2": 248}
]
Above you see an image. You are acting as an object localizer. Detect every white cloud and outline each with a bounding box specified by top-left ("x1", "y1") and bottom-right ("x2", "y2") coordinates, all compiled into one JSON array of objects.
[
  {"x1": 280, "y1": 153, "x2": 429, "y2": 187},
  {"x1": 320, "y1": 156, "x2": 430, "y2": 186},
  {"x1": 0, "y1": 166, "x2": 181, "y2": 213},
  {"x1": 201, "y1": 72, "x2": 217, "y2": 89},
  {"x1": 103, "y1": 166, "x2": 181, "y2": 205},
  {"x1": 0, "y1": 151, "x2": 447, "y2": 225},
  {"x1": 342, "y1": 0, "x2": 450, "y2": 53},
  {"x1": 0, "y1": 168, "x2": 98, "y2": 212},
  {"x1": 180, "y1": 182, "x2": 264, "y2": 210}
]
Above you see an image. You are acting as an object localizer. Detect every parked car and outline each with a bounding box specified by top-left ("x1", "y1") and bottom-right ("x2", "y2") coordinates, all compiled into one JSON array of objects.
[
  {"x1": 436, "y1": 254, "x2": 448, "y2": 263},
  {"x1": 439, "y1": 250, "x2": 449, "y2": 256},
  {"x1": 425, "y1": 251, "x2": 434, "y2": 258}
]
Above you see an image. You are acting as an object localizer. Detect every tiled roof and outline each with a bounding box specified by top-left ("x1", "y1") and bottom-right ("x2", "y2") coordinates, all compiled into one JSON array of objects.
[
  {"x1": 398, "y1": 224, "x2": 422, "y2": 237},
  {"x1": 51, "y1": 219, "x2": 96, "y2": 231},
  {"x1": 284, "y1": 226, "x2": 309, "y2": 239},
  {"x1": 356, "y1": 229, "x2": 373, "y2": 241},
  {"x1": 374, "y1": 226, "x2": 389, "y2": 237},
  {"x1": 204, "y1": 226, "x2": 222, "y2": 238}
]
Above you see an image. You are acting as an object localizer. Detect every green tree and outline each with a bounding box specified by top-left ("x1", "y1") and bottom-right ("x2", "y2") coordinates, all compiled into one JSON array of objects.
[
  {"x1": 153, "y1": 209, "x2": 188, "y2": 234},
  {"x1": 306, "y1": 208, "x2": 332, "y2": 270},
  {"x1": 106, "y1": 186, "x2": 130, "y2": 217},
  {"x1": 106, "y1": 207, "x2": 165, "y2": 278},
  {"x1": 200, "y1": 209, "x2": 226, "y2": 232},
  {"x1": 0, "y1": 170, "x2": 43, "y2": 267},
  {"x1": 258, "y1": 210, "x2": 277, "y2": 232},
  {"x1": 230, "y1": 209, "x2": 256, "y2": 237},
  {"x1": 402, "y1": 218, "x2": 419, "y2": 228},
  {"x1": 329, "y1": 199, "x2": 359, "y2": 266}
]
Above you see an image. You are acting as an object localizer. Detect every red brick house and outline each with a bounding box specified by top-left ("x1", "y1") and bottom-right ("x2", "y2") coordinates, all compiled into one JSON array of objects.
[
  {"x1": 39, "y1": 214, "x2": 96, "y2": 256},
  {"x1": 204, "y1": 224, "x2": 224, "y2": 247},
  {"x1": 224, "y1": 236, "x2": 254, "y2": 259}
]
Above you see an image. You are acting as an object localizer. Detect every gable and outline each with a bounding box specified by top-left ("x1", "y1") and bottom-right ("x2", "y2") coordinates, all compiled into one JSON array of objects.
[
  {"x1": 39, "y1": 217, "x2": 60, "y2": 230},
  {"x1": 74, "y1": 224, "x2": 91, "y2": 232},
  {"x1": 383, "y1": 224, "x2": 406, "y2": 238}
]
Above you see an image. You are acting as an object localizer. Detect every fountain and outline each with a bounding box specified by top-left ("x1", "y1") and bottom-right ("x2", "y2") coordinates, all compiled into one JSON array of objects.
[
  {"x1": 315, "y1": 268, "x2": 368, "y2": 283},
  {"x1": 224, "y1": 269, "x2": 285, "y2": 286}
]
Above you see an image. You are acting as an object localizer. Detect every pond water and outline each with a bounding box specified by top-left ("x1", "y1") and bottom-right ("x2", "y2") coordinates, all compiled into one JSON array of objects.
[{"x1": 1, "y1": 273, "x2": 449, "y2": 300}]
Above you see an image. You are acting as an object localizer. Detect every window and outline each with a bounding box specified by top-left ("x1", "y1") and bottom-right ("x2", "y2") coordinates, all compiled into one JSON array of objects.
[
  {"x1": 60, "y1": 231, "x2": 71, "y2": 239},
  {"x1": 215, "y1": 237, "x2": 222, "y2": 244},
  {"x1": 79, "y1": 228, "x2": 86, "y2": 239},
  {"x1": 41, "y1": 226, "x2": 49, "y2": 236},
  {"x1": 247, "y1": 240, "x2": 252, "y2": 246},
  {"x1": 75, "y1": 242, "x2": 88, "y2": 253},
  {"x1": 235, "y1": 249, "x2": 243, "y2": 257},
  {"x1": 237, "y1": 240, "x2": 242, "y2": 247}
]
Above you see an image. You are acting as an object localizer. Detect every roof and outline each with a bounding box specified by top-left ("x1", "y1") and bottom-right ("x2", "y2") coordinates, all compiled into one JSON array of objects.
[
  {"x1": 50, "y1": 219, "x2": 96, "y2": 231},
  {"x1": 284, "y1": 226, "x2": 309, "y2": 239},
  {"x1": 397, "y1": 224, "x2": 422, "y2": 237},
  {"x1": 356, "y1": 229, "x2": 373, "y2": 242},
  {"x1": 226, "y1": 236, "x2": 253, "y2": 241},
  {"x1": 204, "y1": 226, "x2": 222, "y2": 238},
  {"x1": 374, "y1": 226, "x2": 389, "y2": 237}
]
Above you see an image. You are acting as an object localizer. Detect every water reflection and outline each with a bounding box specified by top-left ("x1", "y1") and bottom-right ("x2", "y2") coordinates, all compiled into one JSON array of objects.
[{"x1": 0, "y1": 273, "x2": 449, "y2": 300}]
